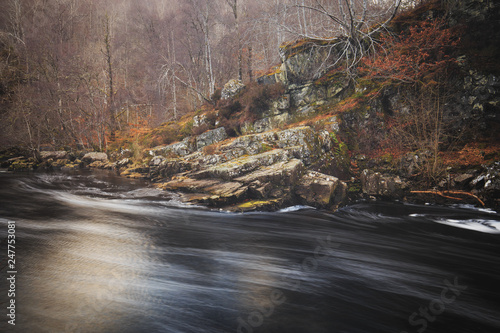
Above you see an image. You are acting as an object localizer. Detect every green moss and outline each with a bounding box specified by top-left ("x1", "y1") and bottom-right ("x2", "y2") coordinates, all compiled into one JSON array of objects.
[
  {"x1": 260, "y1": 143, "x2": 273, "y2": 153},
  {"x1": 180, "y1": 119, "x2": 194, "y2": 137},
  {"x1": 280, "y1": 37, "x2": 338, "y2": 60},
  {"x1": 9, "y1": 159, "x2": 35, "y2": 171},
  {"x1": 238, "y1": 200, "x2": 271, "y2": 208},
  {"x1": 348, "y1": 182, "x2": 361, "y2": 193}
]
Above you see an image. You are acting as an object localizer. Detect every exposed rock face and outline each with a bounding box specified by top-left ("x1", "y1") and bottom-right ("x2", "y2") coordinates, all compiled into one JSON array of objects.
[
  {"x1": 134, "y1": 125, "x2": 349, "y2": 210},
  {"x1": 235, "y1": 159, "x2": 304, "y2": 186},
  {"x1": 253, "y1": 113, "x2": 290, "y2": 133},
  {"x1": 360, "y1": 169, "x2": 408, "y2": 197},
  {"x1": 221, "y1": 79, "x2": 245, "y2": 100},
  {"x1": 196, "y1": 127, "x2": 227, "y2": 150},
  {"x1": 150, "y1": 137, "x2": 195, "y2": 157}
]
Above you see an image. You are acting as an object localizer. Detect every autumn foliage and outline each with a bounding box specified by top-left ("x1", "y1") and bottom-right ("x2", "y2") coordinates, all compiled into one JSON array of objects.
[
  {"x1": 362, "y1": 19, "x2": 459, "y2": 84},
  {"x1": 359, "y1": 18, "x2": 464, "y2": 183}
]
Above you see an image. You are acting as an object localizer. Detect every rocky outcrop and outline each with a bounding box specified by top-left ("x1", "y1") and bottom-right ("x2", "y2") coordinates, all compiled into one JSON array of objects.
[
  {"x1": 149, "y1": 127, "x2": 228, "y2": 158},
  {"x1": 3, "y1": 122, "x2": 429, "y2": 211},
  {"x1": 196, "y1": 127, "x2": 228, "y2": 150},
  {"x1": 124, "y1": 125, "x2": 349, "y2": 210},
  {"x1": 150, "y1": 137, "x2": 195, "y2": 157},
  {"x1": 221, "y1": 79, "x2": 245, "y2": 100}
]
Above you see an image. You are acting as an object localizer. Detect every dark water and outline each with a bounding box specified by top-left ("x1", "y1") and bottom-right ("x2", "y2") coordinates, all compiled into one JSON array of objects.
[{"x1": 0, "y1": 171, "x2": 499, "y2": 333}]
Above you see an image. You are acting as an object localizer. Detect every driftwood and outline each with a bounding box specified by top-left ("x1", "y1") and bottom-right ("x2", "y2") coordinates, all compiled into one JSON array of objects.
[{"x1": 411, "y1": 190, "x2": 485, "y2": 207}]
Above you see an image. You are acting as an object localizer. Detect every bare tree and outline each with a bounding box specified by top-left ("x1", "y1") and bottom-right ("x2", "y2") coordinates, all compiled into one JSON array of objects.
[
  {"x1": 280, "y1": 0, "x2": 402, "y2": 77},
  {"x1": 225, "y1": 0, "x2": 243, "y2": 81},
  {"x1": 103, "y1": 13, "x2": 116, "y2": 131}
]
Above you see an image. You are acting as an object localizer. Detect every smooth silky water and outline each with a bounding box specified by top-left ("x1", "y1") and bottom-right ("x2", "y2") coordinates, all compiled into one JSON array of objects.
[{"x1": 0, "y1": 171, "x2": 499, "y2": 333}]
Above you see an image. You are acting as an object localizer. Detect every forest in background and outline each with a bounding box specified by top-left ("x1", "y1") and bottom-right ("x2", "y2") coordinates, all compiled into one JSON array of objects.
[{"x1": 0, "y1": 0, "x2": 409, "y2": 151}]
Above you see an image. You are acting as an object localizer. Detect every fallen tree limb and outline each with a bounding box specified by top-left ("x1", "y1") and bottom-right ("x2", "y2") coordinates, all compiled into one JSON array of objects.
[{"x1": 411, "y1": 190, "x2": 485, "y2": 207}]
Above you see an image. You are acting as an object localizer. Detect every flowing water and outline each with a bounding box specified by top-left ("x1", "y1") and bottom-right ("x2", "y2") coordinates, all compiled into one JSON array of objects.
[{"x1": 0, "y1": 171, "x2": 499, "y2": 333}]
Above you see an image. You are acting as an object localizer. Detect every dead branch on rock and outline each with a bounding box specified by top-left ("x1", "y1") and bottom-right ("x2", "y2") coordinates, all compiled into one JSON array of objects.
[{"x1": 411, "y1": 190, "x2": 485, "y2": 207}]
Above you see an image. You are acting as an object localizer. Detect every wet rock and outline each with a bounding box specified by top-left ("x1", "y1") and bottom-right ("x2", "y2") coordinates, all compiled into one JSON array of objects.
[
  {"x1": 204, "y1": 182, "x2": 248, "y2": 205},
  {"x1": 88, "y1": 160, "x2": 114, "y2": 169},
  {"x1": 295, "y1": 171, "x2": 346, "y2": 208},
  {"x1": 61, "y1": 163, "x2": 81, "y2": 172},
  {"x1": 161, "y1": 177, "x2": 248, "y2": 207},
  {"x1": 8, "y1": 158, "x2": 35, "y2": 172},
  {"x1": 51, "y1": 159, "x2": 71, "y2": 169},
  {"x1": 474, "y1": 162, "x2": 500, "y2": 193},
  {"x1": 232, "y1": 199, "x2": 284, "y2": 212},
  {"x1": 120, "y1": 166, "x2": 149, "y2": 178}
]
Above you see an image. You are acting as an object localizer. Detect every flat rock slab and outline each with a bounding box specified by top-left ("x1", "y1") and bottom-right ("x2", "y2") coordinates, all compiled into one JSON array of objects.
[
  {"x1": 160, "y1": 178, "x2": 221, "y2": 192},
  {"x1": 235, "y1": 159, "x2": 304, "y2": 186},
  {"x1": 191, "y1": 149, "x2": 289, "y2": 180}
]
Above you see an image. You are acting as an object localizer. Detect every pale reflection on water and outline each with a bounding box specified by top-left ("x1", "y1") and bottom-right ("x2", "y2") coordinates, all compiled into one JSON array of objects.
[{"x1": 19, "y1": 216, "x2": 153, "y2": 333}]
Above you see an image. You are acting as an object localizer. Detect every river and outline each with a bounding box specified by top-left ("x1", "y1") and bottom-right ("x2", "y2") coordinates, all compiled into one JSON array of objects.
[{"x1": 0, "y1": 171, "x2": 499, "y2": 333}]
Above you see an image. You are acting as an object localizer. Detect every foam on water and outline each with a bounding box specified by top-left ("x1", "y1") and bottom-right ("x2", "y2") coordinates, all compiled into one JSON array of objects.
[
  {"x1": 433, "y1": 218, "x2": 500, "y2": 234},
  {"x1": 278, "y1": 205, "x2": 315, "y2": 212}
]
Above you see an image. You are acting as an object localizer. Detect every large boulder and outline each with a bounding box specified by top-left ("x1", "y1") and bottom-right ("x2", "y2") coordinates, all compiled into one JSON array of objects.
[
  {"x1": 295, "y1": 171, "x2": 347, "y2": 208},
  {"x1": 82, "y1": 152, "x2": 108, "y2": 163}
]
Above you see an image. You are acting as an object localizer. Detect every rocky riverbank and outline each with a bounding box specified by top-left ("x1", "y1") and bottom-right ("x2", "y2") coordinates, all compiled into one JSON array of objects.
[{"x1": 2, "y1": 124, "x2": 499, "y2": 212}]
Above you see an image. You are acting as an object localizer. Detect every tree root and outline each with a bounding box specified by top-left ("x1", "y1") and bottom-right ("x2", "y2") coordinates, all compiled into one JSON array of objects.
[{"x1": 411, "y1": 190, "x2": 485, "y2": 207}]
